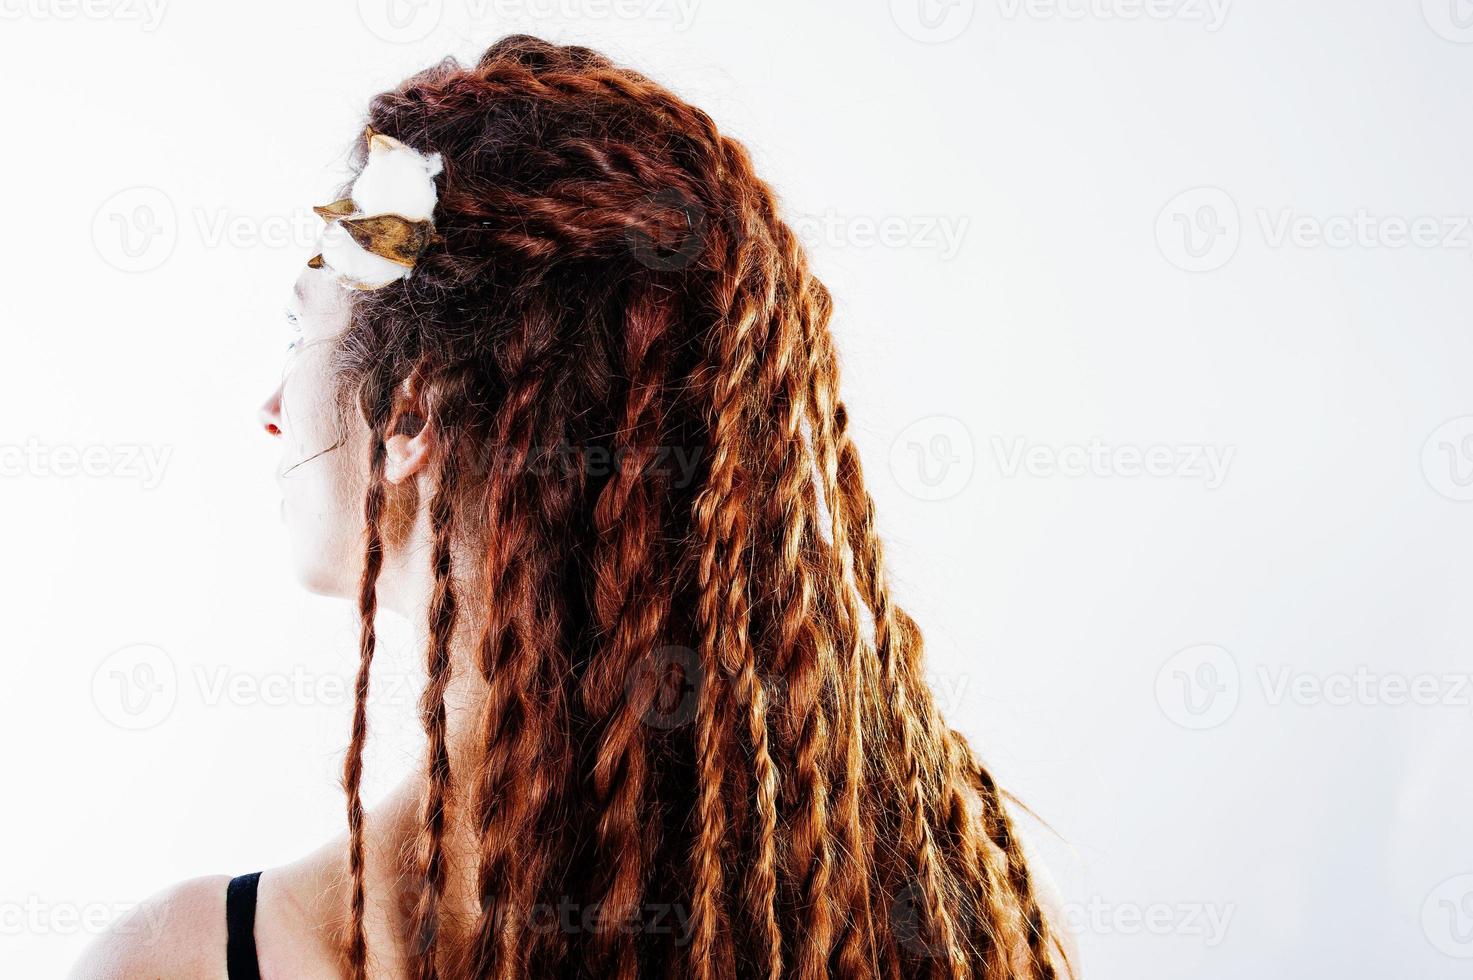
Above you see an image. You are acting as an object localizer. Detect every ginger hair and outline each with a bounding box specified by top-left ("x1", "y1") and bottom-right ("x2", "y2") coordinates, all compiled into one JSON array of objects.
[{"x1": 331, "y1": 34, "x2": 1070, "y2": 980}]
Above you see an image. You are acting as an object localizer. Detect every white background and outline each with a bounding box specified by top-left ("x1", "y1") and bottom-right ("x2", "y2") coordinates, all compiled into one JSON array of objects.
[{"x1": 2, "y1": 1, "x2": 1471, "y2": 977}]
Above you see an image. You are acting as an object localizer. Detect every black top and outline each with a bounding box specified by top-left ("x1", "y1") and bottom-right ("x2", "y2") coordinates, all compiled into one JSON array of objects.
[{"x1": 225, "y1": 872, "x2": 263, "y2": 980}]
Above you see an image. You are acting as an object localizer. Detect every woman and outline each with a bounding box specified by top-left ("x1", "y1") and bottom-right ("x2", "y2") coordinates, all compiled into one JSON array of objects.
[{"x1": 73, "y1": 35, "x2": 1072, "y2": 980}]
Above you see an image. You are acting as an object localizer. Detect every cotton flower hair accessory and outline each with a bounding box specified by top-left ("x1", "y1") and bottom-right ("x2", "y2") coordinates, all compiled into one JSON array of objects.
[{"x1": 307, "y1": 127, "x2": 444, "y2": 290}]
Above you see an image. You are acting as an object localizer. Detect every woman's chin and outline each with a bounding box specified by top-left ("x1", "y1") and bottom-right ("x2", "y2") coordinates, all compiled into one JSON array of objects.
[
  {"x1": 287, "y1": 540, "x2": 357, "y2": 599},
  {"x1": 296, "y1": 567, "x2": 353, "y2": 600}
]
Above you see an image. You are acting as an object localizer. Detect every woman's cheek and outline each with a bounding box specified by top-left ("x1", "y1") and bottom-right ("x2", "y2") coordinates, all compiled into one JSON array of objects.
[{"x1": 278, "y1": 347, "x2": 368, "y2": 596}]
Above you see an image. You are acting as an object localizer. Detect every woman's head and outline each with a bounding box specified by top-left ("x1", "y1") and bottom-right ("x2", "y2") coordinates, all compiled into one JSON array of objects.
[
  {"x1": 264, "y1": 36, "x2": 755, "y2": 608},
  {"x1": 263, "y1": 35, "x2": 1066, "y2": 980}
]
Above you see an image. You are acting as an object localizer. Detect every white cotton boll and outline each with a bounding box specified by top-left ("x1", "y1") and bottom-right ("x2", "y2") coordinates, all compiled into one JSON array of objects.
[
  {"x1": 317, "y1": 221, "x2": 409, "y2": 289},
  {"x1": 350, "y1": 140, "x2": 443, "y2": 222},
  {"x1": 304, "y1": 133, "x2": 441, "y2": 289}
]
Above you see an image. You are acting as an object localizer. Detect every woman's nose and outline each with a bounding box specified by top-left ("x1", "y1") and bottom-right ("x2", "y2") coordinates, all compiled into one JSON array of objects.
[{"x1": 258, "y1": 383, "x2": 284, "y2": 437}]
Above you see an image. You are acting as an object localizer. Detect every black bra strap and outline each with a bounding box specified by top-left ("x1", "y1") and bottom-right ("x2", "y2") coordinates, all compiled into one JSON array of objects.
[{"x1": 225, "y1": 872, "x2": 263, "y2": 980}]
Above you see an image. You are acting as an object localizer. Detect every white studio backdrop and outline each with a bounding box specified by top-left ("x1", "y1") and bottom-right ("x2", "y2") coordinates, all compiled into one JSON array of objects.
[{"x1": 2, "y1": 2, "x2": 1471, "y2": 977}]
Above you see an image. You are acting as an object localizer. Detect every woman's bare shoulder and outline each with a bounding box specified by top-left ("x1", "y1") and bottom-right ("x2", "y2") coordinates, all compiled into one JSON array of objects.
[
  {"x1": 67, "y1": 853, "x2": 352, "y2": 980},
  {"x1": 68, "y1": 874, "x2": 232, "y2": 980}
]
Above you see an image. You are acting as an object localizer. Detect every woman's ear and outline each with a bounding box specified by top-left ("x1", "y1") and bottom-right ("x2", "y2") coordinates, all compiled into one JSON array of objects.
[{"x1": 383, "y1": 377, "x2": 433, "y2": 485}]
